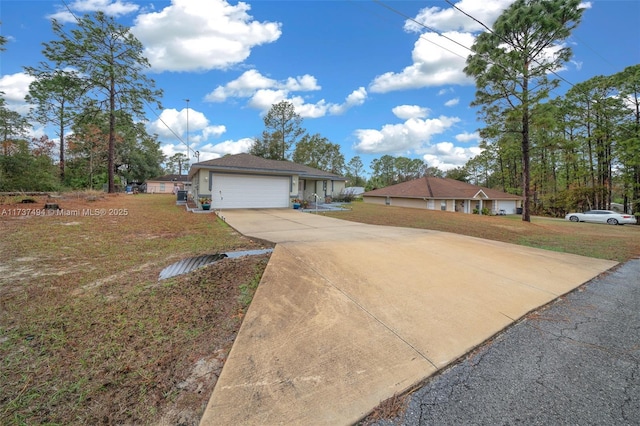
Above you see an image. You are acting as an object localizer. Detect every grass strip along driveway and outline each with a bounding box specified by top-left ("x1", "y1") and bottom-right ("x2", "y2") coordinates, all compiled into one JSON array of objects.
[
  {"x1": 322, "y1": 202, "x2": 640, "y2": 263},
  {"x1": 0, "y1": 193, "x2": 271, "y2": 425},
  {"x1": 1, "y1": 195, "x2": 638, "y2": 425}
]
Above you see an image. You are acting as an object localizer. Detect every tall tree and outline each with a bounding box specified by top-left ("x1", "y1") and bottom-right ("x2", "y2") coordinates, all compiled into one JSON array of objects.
[
  {"x1": 250, "y1": 130, "x2": 284, "y2": 161},
  {"x1": 614, "y1": 65, "x2": 640, "y2": 214},
  {"x1": 41, "y1": 12, "x2": 162, "y2": 192},
  {"x1": 0, "y1": 139, "x2": 59, "y2": 191},
  {"x1": 370, "y1": 155, "x2": 397, "y2": 187},
  {"x1": 167, "y1": 153, "x2": 190, "y2": 175},
  {"x1": 262, "y1": 101, "x2": 305, "y2": 160},
  {"x1": 0, "y1": 99, "x2": 30, "y2": 156},
  {"x1": 292, "y1": 133, "x2": 344, "y2": 174},
  {"x1": 0, "y1": 23, "x2": 6, "y2": 53},
  {"x1": 346, "y1": 156, "x2": 366, "y2": 187},
  {"x1": 464, "y1": 0, "x2": 584, "y2": 221},
  {"x1": 25, "y1": 69, "x2": 85, "y2": 182},
  {"x1": 396, "y1": 157, "x2": 428, "y2": 182},
  {"x1": 445, "y1": 167, "x2": 469, "y2": 182},
  {"x1": 66, "y1": 119, "x2": 112, "y2": 189}
]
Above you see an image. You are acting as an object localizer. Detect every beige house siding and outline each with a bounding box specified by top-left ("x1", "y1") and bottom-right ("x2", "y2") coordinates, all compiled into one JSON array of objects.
[
  {"x1": 363, "y1": 196, "x2": 387, "y2": 206},
  {"x1": 191, "y1": 170, "x2": 209, "y2": 199},
  {"x1": 298, "y1": 179, "x2": 346, "y2": 202},
  {"x1": 364, "y1": 196, "x2": 518, "y2": 215},
  {"x1": 393, "y1": 198, "x2": 425, "y2": 209},
  {"x1": 145, "y1": 181, "x2": 181, "y2": 194}
]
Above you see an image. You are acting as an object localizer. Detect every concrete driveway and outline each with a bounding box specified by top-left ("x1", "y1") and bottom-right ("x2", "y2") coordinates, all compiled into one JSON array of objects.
[{"x1": 199, "y1": 209, "x2": 617, "y2": 426}]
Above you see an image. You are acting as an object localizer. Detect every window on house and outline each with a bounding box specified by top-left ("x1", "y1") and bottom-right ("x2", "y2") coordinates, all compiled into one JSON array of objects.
[
  {"x1": 160, "y1": 183, "x2": 165, "y2": 192},
  {"x1": 441, "y1": 201, "x2": 447, "y2": 211}
]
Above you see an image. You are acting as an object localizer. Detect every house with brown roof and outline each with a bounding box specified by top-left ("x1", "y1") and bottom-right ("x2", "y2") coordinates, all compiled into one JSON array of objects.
[
  {"x1": 188, "y1": 153, "x2": 347, "y2": 209},
  {"x1": 363, "y1": 177, "x2": 522, "y2": 215},
  {"x1": 143, "y1": 174, "x2": 190, "y2": 194}
]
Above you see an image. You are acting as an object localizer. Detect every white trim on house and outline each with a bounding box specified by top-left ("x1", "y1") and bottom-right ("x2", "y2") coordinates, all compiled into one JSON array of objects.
[{"x1": 473, "y1": 190, "x2": 489, "y2": 199}]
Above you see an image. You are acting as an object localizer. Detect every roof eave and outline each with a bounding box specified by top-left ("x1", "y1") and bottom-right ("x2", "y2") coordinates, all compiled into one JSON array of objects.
[{"x1": 189, "y1": 164, "x2": 344, "y2": 180}]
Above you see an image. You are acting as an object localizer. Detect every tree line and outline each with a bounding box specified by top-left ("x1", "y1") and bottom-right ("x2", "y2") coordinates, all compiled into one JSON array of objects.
[
  {"x1": 1, "y1": 13, "x2": 164, "y2": 193},
  {"x1": 460, "y1": 65, "x2": 640, "y2": 217}
]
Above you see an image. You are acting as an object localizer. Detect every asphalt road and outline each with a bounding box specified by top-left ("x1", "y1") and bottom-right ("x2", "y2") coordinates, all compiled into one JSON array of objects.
[{"x1": 370, "y1": 259, "x2": 640, "y2": 426}]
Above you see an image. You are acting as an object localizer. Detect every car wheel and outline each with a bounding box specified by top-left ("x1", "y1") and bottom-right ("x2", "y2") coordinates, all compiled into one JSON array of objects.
[
  {"x1": 569, "y1": 216, "x2": 579, "y2": 222},
  {"x1": 607, "y1": 218, "x2": 618, "y2": 225}
]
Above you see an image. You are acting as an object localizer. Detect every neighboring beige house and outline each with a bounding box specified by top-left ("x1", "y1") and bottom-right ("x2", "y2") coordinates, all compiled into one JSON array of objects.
[
  {"x1": 363, "y1": 177, "x2": 522, "y2": 214},
  {"x1": 188, "y1": 153, "x2": 347, "y2": 209},
  {"x1": 143, "y1": 174, "x2": 190, "y2": 194}
]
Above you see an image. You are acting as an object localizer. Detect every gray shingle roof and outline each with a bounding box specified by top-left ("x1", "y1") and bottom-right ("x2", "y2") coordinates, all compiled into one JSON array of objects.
[
  {"x1": 364, "y1": 177, "x2": 522, "y2": 200},
  {"x1": 189, "y1": 153, "x2": 345, "y2": 180}
]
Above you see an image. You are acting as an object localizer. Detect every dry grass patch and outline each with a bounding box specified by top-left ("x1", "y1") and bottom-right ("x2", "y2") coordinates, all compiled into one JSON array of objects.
[
  {"x1": 0, "y1": 194, "x2": 271, "y2": 425},
  {"x1": 323, "y1": 202, "x2": 640, "y2": 262}
]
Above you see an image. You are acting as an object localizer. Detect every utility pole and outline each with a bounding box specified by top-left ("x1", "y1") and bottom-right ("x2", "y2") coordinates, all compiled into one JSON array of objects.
[{"x1": 185, "y1": 98, "x2": 190, "y2": 175}]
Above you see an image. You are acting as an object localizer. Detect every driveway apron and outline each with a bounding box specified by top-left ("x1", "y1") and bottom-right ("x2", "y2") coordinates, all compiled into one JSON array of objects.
[{"x1": 199, "y1": 209, "x2": 617, "y2": 426}]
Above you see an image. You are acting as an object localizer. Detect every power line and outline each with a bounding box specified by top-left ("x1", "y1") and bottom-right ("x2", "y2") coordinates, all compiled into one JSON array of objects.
[
  {"x1": 374, "y1": 0, "x2": 580, "y2": 91},
  {"x1": 372, "y1": 0, "x2": 469, "y2": 61},
  {"x1": 442, "y1": 0, "x2": 577, "y2": 89}
]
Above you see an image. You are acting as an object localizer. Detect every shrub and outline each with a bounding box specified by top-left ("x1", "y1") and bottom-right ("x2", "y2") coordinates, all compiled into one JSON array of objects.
[{"x1": 333, "y1": 191, "x2": 356, "y2": 203}]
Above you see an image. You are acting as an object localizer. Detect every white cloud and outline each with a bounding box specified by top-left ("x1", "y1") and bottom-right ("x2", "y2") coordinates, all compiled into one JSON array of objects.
[
  {"x1": 0, "y1": 72, "x2": 33, "y2": 103},
  {"x1": 284, "y1": 75, "x2": 321, "y2": 92},
  {"x1": 369, "y1": 1, "x2": 515, "y2": 94},
  {"x1": 47, "y1": 0, "x2": 141, "y2": 23},
  {"x1": 160, "y1": 143, "x2": 188, "y2": 160},
  {"x1": 132, "y1": 0, "x2": 282, "y2": 72},
  {"x1": 290, "y1": 97, "x2": 330, "y2": 119},
  {"x1": 210, "y1": 70, "x2": 367, "y2": 118},
  {"x1": 206, "y1": 70, "x2": 319, "y2": 102},
  {"x1": 369, "y1": 31, "x2": 475, "y2": 93},
  {"x1": 197, "y1": 137, "x2": 255, "y2": 160},
  {"x1": 287, "y1": 87, "x2": 367, "y2": 118},
  {"x1": 328, "y1": 87, "x2": 368, "y2": 115},
  {"x1": 392, "y1": 105, "x2": 430, "y2": 120},
  {"x1": 148, "y1": 108, "x2": 226, "y2": 146},
  {"x1": 160, "y1": 137, "x2": 253, "y2": 163},
  {"x1": 247, "y1": 89, "x2": 288, "y2": 112},
  {"x1": 151, "y1": 108, "x2": 252, "y2": 163},
  {"x1": 0, "y1": 72, "x2": 34, "y2": 115},
  {"x1": 421, "y1": 142, "x2": 482, "y2": 171},
  {"x1": 444, "y1": 98, "x2": 460, "y2": 107},
  {"x1": 404, "y1": 0, "x2": 514, "y2": 33},
  {"x1": 353, "y1": 114, "x2": 460, "y2": 154},
  {"x1": 455, "y1": 131, "x2": 480, "y2": 143}
]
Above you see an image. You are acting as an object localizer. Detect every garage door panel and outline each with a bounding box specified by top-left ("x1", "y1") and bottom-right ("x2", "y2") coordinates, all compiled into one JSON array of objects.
[{"x1": 212, "y1": 174, "x2": 289, "y2": 209}]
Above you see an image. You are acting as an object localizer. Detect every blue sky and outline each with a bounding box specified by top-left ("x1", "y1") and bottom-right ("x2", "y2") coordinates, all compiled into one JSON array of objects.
[{"x1": 1, "y1": 0, "x2": 638, "y2": 175}]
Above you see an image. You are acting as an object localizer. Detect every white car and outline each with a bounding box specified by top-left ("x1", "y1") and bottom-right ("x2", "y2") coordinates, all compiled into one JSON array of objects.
[{"x1": 565, "y1": 210, "x2": 636, "y2": 225}]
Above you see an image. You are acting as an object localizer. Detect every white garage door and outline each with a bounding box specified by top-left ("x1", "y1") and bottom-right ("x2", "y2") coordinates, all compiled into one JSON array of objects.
[
  {"x1": 496, "y1": 200, "x2": 517, "y2": 214},
  {"x1": 211, "y1": 174, "x2": 290, "y2": 209}
]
